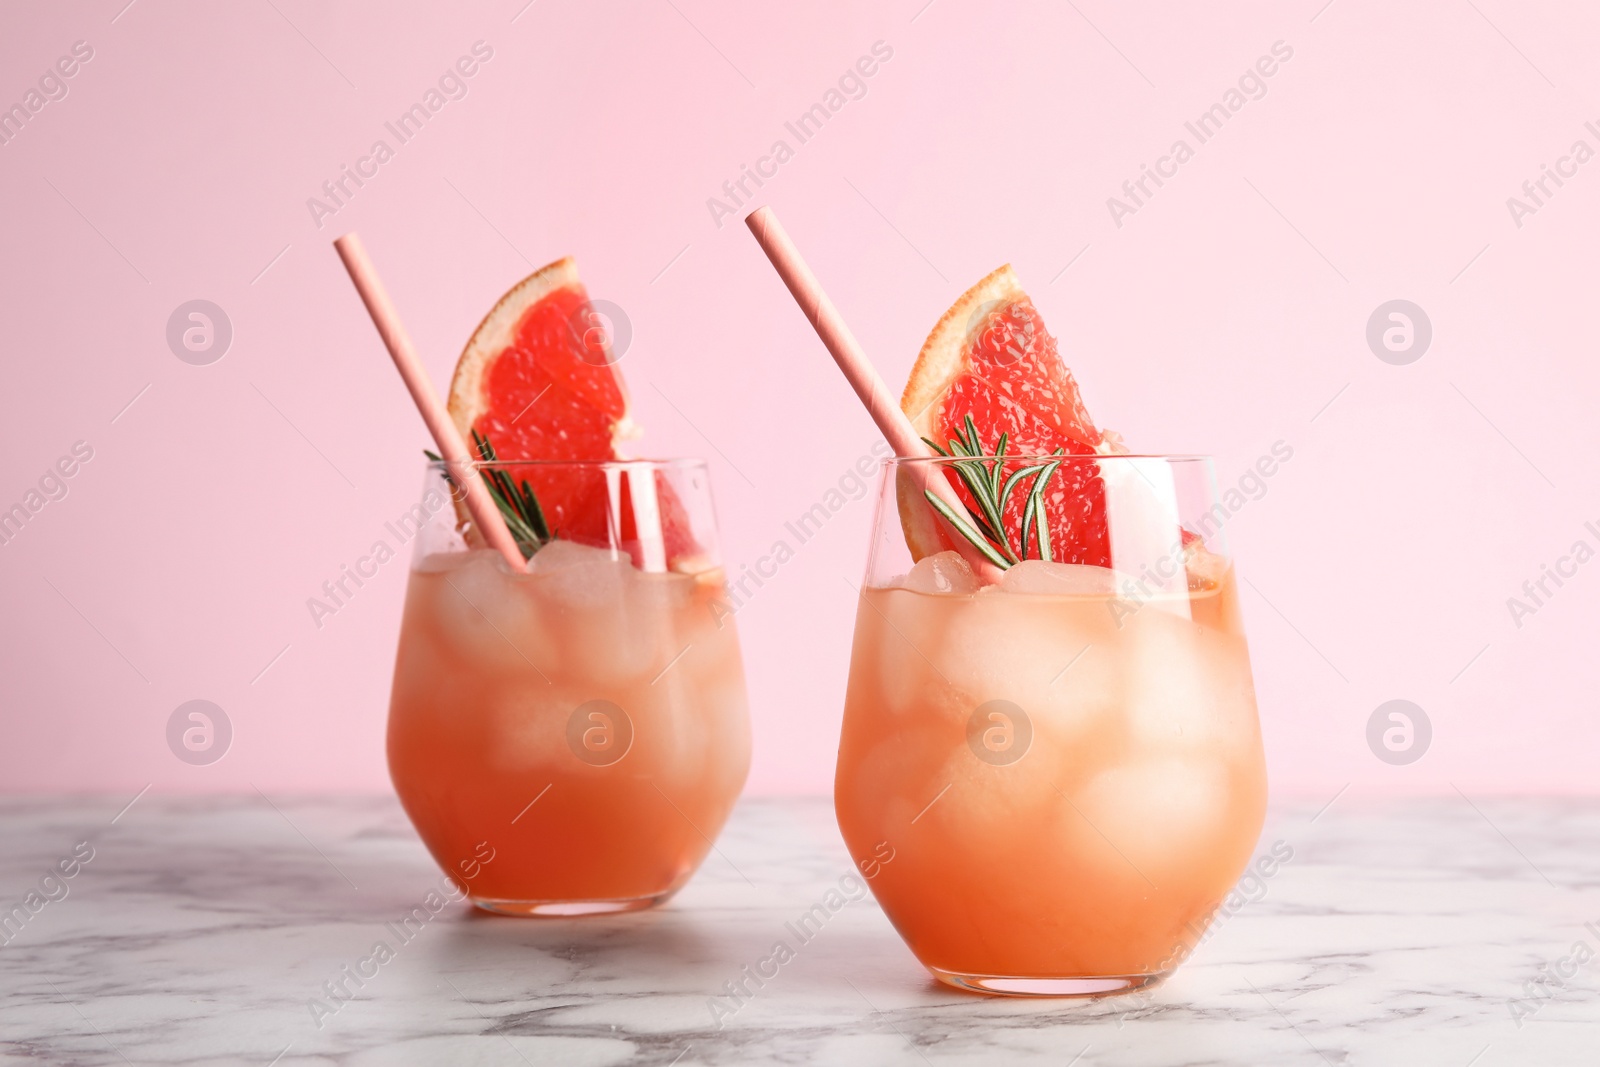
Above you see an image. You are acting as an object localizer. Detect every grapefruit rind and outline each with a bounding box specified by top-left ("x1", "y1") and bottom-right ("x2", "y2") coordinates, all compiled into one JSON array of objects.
[
  {"x1": 447, "y1": 256, "x2": 637, "y2": 442},
  {"x1": 895, "y1": 461, "x2": 956, "y2": 564},
  {"x1": 448, "y1": 256, "x2": 620, "y2": 439},
  {"x1": 444, "y1": 256, "x2": 627, "y2": 552},
  {"x1": 900, "y1": 263, "x2": 1026, "y2": 440},
  {"x1": 442, "y1": 258, "x2": 705, "y2": 570},
  {"x1": 896, "y1": 264, "x2": 1125, "y2": 567},
  {"x1": 897, "y1": 265, "x2": 1027, "y2": 564}
]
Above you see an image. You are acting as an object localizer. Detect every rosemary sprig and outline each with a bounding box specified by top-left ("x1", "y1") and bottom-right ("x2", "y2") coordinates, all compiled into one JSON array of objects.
[
  {"x1": 922, "y1": 415, "x2": 1064, "y2": 570},
  {"x1": 425, "y1": 430, "x2": 551, "y2": 560}
]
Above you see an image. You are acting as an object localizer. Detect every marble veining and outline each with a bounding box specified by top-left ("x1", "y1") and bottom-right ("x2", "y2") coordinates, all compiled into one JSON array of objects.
[{"x1": 1, "y1": 794, "x2": 1597, "y2": 1065}]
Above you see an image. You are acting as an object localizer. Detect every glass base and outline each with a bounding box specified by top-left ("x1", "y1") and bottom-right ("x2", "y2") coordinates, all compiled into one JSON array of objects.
[
  {"x1": 930, "y1": 968, "x2": 1171, "y2": 998},
  {"x1": 471, "y1": 891, "x2": 672, "y2": 917}
]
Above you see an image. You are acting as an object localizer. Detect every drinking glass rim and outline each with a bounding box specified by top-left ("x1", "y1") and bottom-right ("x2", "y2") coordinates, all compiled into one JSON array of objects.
[
  {"x1": 885, "y1": 453, "x2": 1214, "y2": 466},
  {"x1": 424, "y1": 456, "x2": 710, "y2": 472}
]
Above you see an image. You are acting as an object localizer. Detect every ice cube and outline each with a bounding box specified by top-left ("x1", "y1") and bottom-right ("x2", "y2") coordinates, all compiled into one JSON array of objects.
[
  {"x1": 933, "y1": 588, "x2": 1122, "y2": 705},
  {"x1": 1184, "y1": 541, "x2": 1230, "y2": 590},
  {"x1": 1000, "y1": 560, "x2": 1121, "y2": 596},
  {"x1": 1068, "y1": 755, "x2": 1234, "y2": 882},
  {"x1": 650, "y1": 634, "x2": 750, "y2": 789},
  {"x1": 854, "y1": 587, "x2": 963, "y2": 719},
  {"x1": 1099, "y1": 459, "x2": 1188, "y2": 599},
  {"x1": 839, "y1": 719, "x2": 966, "y2": 829},
  {"x1": 530, "y1": 540, "x2": 630, "y2": 610},
  {"x1": 605, "y1": 569, "x2": 702, "y2": 683},
  {"x1": 412, "y1": 550, "x2": 470, "y2": 575},
  {"x1": 488, "y1": 686, "x2": 577, "y2": 770},
  {"x1": 901, "y1": 550, "x2": 980, "y2": 595},
  {"x1": 1121, "y1": 605, "x2": 1260, "y2": 760},
  {"x1": 421, "y1": 549, "x2": 548, "y2": 670},
  {"x1": 531, "y1": 538, "x2": 625, "y2": 573},
  {"x1": 531, "y1": 540, "x2": 703, "y2": 686},
  {"x1": 430, "y1": 548, "x2": 525, "y2": 613},
  {"x1": 629, "y1": 570, "x2": 696, "y2": 617}
]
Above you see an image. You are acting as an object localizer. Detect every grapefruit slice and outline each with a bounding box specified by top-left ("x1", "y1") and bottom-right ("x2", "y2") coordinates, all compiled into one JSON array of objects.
[
  {"x1": 899, "y1": 264, "x2": 1118, "y2": 568},
  {"x1": 447, "y1": 257, "x2": 695, "y2": 568}
]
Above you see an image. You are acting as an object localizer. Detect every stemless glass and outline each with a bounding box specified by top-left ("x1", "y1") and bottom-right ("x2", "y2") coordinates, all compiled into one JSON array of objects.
[
  {"x1": 835, "y1": 454, "x2": 1267, "y2": 995},
  {"x1": 388, "y1": 458, "x2": 750, "y2": 915}
]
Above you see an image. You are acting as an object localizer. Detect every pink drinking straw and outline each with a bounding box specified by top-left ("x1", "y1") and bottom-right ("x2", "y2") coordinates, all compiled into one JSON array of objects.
[
  {"x1": 333, "y1": 232, "x2": 528, "y2": 573},
  {"x1": 744, "y1": 206, "x2": 1006, "y2": 583}
]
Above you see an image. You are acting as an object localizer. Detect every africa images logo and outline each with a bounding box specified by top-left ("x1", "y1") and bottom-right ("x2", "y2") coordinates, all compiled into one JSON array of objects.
[
  {"x1": 0, "y1": 40, "x2": 94, "y2": 149},
  {"x1": 704, "y1": 41, "x2": 894, "y2": 229},
  {"x1": 305, "y1": 41, "x2": 494, "y2": 229},
  {"x1": 1105, "y1": 40, "x2": 1294, "y2": 228}
]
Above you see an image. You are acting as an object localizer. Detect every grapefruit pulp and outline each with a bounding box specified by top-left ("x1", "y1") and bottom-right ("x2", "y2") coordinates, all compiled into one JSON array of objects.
[
  {"x1": 899, "y1": 265, "x2": 1118, "y2": 568},
  {"x1": 446, "y1": 257, "x2": 695, "y2": 568}
]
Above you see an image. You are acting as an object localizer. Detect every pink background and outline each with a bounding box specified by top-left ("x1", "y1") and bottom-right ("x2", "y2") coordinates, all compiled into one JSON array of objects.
[{"x1": 1, "y1": 0, "x2": 1595, "y2": 798}]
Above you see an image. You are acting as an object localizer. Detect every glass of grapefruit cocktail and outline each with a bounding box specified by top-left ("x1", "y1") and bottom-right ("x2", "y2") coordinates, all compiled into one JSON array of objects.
[
  {"x1": 827, "y1": 264, "x2": 1267, "y2": 995},
  {"x1": 353, "y1": 251, "x2": 750, "y2": 916},
  {"x1": 839, "y1": 453, "x2": 1266, "y2": 994},
  {"x1": 745, "y1": 210, "x2": 1269, "y2": 995},
  {"x1": 389, "y1": 457, "x2": 749, "y2": 915}
]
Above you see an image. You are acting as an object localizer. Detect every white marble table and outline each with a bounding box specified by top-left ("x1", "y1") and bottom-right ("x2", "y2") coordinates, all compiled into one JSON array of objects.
[{"x1": 1, "y1": 794, "x2": 1596, "y2": 1065}]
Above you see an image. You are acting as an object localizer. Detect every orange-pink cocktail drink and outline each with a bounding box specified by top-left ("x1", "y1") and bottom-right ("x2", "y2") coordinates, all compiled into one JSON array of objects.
[
  {"x1": 835, "y1": 455, "x2": 1268, "y2": 995},
  {"x1": 388, "y1": 460, "x2": 750, "y2": 915}
]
